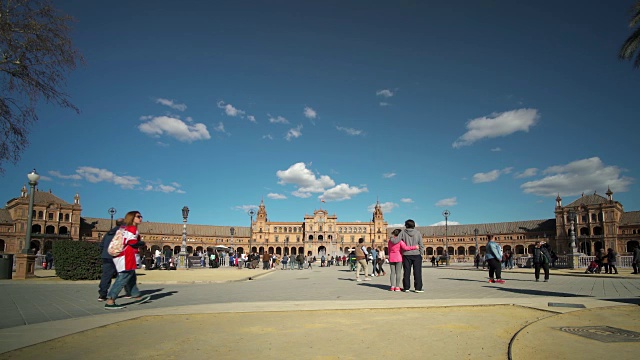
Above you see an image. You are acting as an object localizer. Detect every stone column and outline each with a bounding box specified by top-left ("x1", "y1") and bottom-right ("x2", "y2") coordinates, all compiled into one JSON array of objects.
[{"x1": 13, "y1": 254, "x2": 36, "y2": 279}]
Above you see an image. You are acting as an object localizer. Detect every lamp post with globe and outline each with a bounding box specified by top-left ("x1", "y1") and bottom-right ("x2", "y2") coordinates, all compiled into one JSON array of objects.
[{"x1": 179, "y1": 206, "x2": 189, "y2": 270}]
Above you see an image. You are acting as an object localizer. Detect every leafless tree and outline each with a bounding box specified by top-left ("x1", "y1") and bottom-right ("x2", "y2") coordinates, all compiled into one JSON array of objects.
[{"x1": 0, "y1": 0, "x2": 83, "y2": 174}]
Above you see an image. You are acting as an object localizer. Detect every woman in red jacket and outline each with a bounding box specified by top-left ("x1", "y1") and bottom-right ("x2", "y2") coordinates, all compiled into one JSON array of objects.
[{"x1": 105, "y1": 210, "x2": 151, "y2": 310}]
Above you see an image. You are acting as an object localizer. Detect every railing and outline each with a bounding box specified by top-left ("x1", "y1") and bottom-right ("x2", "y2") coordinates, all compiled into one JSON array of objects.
[{"x1": 516, "y1": 255, "x2": 633, "y2": 268}]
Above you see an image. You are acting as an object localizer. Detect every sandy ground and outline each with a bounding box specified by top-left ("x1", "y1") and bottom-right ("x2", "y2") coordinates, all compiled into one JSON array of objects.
[{"x1": 0, "y1": 305, "x2": 552, "y2": 360}]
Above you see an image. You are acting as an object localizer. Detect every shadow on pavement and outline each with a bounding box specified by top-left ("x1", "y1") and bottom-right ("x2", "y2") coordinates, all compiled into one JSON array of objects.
[
  {"x1": 440, "y1": 277, "x2": 487, "y2": 283},
  {"x1": 357, "y1": 283, "x2": 390, "y2": 291},
  {"x1": 149, "y1": 290, "x2": 178, "y2": 301},
  {"x1": 491, "y1": 287, "x2": 590, "y2": 297},
  {"x1": 601, "y1": 298, "x2": 640, "y2": 305}
]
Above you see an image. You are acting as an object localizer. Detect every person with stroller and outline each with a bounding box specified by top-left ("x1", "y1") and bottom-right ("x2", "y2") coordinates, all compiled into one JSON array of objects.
[{"x1": 584, "y1": 260, "x2": 598, "y2": 274}]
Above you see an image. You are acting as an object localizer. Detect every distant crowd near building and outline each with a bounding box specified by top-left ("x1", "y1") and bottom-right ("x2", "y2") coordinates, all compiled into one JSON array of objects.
[{"x1": 1, "y1": 185, "x2": 639, "y2": 261}]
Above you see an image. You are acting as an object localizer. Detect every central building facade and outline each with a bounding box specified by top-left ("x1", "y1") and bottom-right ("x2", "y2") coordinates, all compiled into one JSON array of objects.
[{"x1": 250, "y1": 199, "x2": 388, "y2": 257}]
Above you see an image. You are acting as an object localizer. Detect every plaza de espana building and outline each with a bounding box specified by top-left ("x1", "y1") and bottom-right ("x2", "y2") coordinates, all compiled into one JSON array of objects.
[{"x1": 1, "y1": 185, "x2": 639, "y2": 260}]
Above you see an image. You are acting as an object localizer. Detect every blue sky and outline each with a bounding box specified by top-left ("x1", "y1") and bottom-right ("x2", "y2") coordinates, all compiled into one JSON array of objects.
[{"x1": 1, "y1": 1, "x2": 639, "y2": 227}]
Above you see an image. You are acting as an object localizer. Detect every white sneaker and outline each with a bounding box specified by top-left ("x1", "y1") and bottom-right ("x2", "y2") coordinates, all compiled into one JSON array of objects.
[
  {"x1": 356, "y1": 279, "x2": 362, "y2": 282},
  {"x1": 364, "y1": 277, "x2": 372, "y2": 281}
]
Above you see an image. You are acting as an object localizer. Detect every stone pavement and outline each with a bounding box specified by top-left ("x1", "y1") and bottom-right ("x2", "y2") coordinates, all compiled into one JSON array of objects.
[{"x1": 0, "y1": 264, "x2": 639, "y2": 359}]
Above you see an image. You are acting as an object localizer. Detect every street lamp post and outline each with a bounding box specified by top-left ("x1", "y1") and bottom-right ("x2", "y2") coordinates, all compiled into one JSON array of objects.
[
  {"x1": 108, "y1": 207, "x2": 117, "y2": 228},
  {"x1": 567, "y1": 210, "x2": 579, "y2": 269},
  {"x1": 248, "y1": 209, "x2": 255, "y2": 255},
  {"x1": 443, "y1": 210, "x2": 450, "y2": 266},
  {"x1": 474, "y1": 228, "x2": 479, "y2": 267},
  {"x1": 15, "y1": 169, "x2": 40, "y2": 279},
  {"x1": 179, "y1": 206, "x2": 189, "y2": 270},
  {"x1": 23, "y1": 169, "x2": 40, "y2": 254},
  {"x1": 230, "y1": 227, "x2": 235, "y2": 259}
]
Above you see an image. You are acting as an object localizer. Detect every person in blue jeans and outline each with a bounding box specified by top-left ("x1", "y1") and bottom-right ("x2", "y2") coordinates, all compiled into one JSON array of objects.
[{"x1": 98, "y1": 218, "x2": 124, "y2": 301}]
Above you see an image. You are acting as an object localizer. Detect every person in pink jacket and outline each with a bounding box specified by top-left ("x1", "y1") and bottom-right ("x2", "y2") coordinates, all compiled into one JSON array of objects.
[{"x1": 387, "y1": 228, "x2": 418, "y2": 291}]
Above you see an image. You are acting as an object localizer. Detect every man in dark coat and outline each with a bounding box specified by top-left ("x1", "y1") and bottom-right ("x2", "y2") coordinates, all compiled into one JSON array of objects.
[
  {"x1": 532, "y1": 241, "x2": 551, "y2": 282},
  {"x1": 98, "y1": 218, "x2": 124, "y2": 301}
]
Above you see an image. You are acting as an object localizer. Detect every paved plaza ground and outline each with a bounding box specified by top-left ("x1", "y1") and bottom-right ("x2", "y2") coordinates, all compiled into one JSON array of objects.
[{"x1": 1, "y1": 264, "x2": 639, "y2": 359}]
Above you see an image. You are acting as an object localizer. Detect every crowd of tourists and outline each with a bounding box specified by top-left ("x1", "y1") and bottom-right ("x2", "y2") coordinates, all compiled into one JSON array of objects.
[{"x1": 96, "y1": 213, "x2": 640, "y2": 308}]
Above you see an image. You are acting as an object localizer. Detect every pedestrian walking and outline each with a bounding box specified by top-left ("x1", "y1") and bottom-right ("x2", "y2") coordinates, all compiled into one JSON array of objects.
[
  {"x1": 105, "y1": 211, "x2": 151, "y2": 309},
  {"x1": 532, "y1": 241, "x2": 550, "y2": 282},
  {"x1": 606, "y1": 248, "x2": 618, "y2": 274},
  {"x1": 354, "y1": 238, "x2": 370, "y2": 281},
  {"x1": 485, "y1": 235, "x2": 505, "y2": 284},
  {"x1": 98, "y1": 218, "x2": 124, "y2": 302},
  {"x1": 632, "y1": 244, "x2": 640, "y2": 274},
  {"x1": 376, "y1": 246, "x2": 386, "y2": 277}
]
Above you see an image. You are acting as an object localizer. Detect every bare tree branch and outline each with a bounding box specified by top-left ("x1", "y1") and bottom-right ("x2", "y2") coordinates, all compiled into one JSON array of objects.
[{"x1": 0, "y1": 0, "x2": 83, "y2": 174}]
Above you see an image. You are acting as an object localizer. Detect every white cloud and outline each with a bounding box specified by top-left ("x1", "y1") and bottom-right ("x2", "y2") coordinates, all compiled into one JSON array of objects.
[
  {"x1": 49, "y1": 167, "x2": 186, "y2": 193},
  {"x1": 367, "y1": 201, "x2": 398, "y2": 213},
  {"x1": 491, "y1": 147, "x2": 502, "y2": 152},
  {"x1": 217, "y1": 100, "x2": 246, "y2": 117},
  {"x1": 321, "y1": 183, "x2": 369, "y2": 201},
  {"x1": 267, "y1": 193, "x2": 287, "y2": 200},
  {"x1": 155, "y1": 98, "x2": 187, "y2": 111},
  {"x1": 376, "y1": 89, "x2": 394, "y2": 98},
  {"x1": 400, "y1": 198, "x2": 413, "y2": 203},
  {"x1": 247, "y1": 115, "x2": 257, "y2": 123},
  {"x1": 263, "y1": 134, "x2": 274, "y2": 140},
  {"x1": 452, "y1": 108, "x2": 539, "y2": 148},
  {"x1": 269, "y1": 114, "x2": 289, "y2": 124},
  {"x1": 435, "y1": 197, "x2": 457, "y2": 207},
  {"x1": 388, "y1": 223, "x2": 408, "y2": 228},
  {"x1": 213, "y1": 122, "x2": 226, "y2": 133},
  {"x1": 383, "y1": 172, "x2": 396, "y2": 178},
  {"x1": 138, "y1": 116, "x2": 210, "y2": 142},
  {"x1": 276, "y1": 162, "x2": 368, "y2": 201},
  {"x1": 379, "y1": 102, "x2": 390, "y2": 106},
  {"x1": 75, "y1": 167, "x2": 140, "y2": 189},
  {"x1": 472, "y1": 168, "x2": 512, "y2": 183},
  {"x1": 49, "y1": 170, "x2": 81, "y2": 180},
  {"x1": 285, "y1": 124, "x2": 303, "y2": 141},
  {"x1": 336, "y1": 126, "x2": 364, "y2": 136},
  {"x1": 521, "y1": 157, "x2": 634, "y2": 197},
  {"x1": 234, "y1": 205, "x2": 258, "y2": 212},
  {"x1": 303, "y1": 106, "x2": 317, "y2": 119},
  {"x1": 515, "y1": 168, "x2": 538, "y2": 179},
  {"x1": 430, "y1": 220, "x2": 462, "y2": 226},
  {"x1": 277, "y1": 162, "x2": 335, "y2": 198},
  {"x1": 292, "y1": 190, "x2": 312, "y2": 198}
]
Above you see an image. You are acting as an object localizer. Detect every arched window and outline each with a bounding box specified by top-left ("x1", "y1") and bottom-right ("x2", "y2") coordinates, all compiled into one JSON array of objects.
[
  {"x1": 65, "y1": 214, "x2": 70, "y2": 221},
  {"x1": 38, "y1": 211, "x2": 43, "y2": 219}
]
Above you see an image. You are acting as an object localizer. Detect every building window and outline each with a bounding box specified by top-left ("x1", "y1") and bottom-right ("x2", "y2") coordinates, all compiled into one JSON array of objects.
[
  {"x1": 48, "y1": 212, "x2": 54, "y2": 220},
  {"x1": 275, "y1": 236, "x2": 279, "y2": 242},
  {"x1": 65, "y1": 214, "x2": 70, "y2": 221}
]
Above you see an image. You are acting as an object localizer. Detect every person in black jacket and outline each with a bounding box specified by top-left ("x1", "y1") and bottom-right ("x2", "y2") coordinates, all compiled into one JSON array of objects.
[
  {"x1": 532, "y1": 241, "x2": 551, "y2": 282},
  {"x1": 98, "y1": 219, "x2": 124, "y2": 301}
]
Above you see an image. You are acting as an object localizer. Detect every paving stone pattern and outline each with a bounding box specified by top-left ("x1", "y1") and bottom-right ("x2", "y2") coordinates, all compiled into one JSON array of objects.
[{"x1": 1, "y1": 266, "x2": 639, "y2": 329}]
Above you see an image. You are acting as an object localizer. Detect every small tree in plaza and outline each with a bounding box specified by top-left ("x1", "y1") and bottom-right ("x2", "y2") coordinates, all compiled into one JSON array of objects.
[{"x1": 52, "y1": 239, "x2": 101, "y2": 280}]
